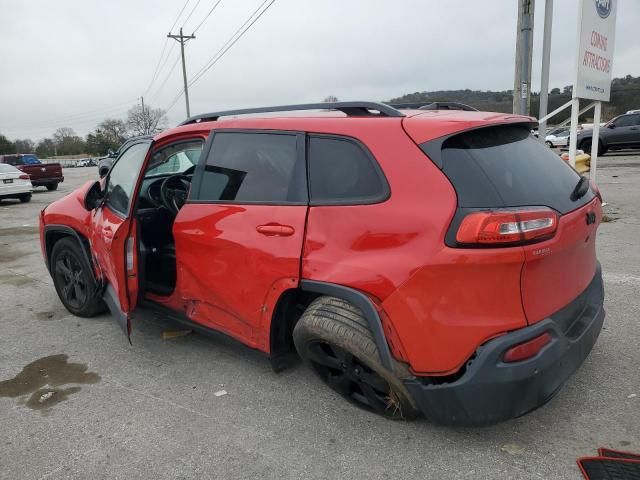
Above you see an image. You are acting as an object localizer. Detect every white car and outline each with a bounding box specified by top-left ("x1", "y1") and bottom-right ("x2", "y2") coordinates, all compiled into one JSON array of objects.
[
  {"x1": 545, "y1": 128, "x2": 570, "y2": 147},
  {"x1": 0, "y1": 163, "x2": 33, "y2": 203}
]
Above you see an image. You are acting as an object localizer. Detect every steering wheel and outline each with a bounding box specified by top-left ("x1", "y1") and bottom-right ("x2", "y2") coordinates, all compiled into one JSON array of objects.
[{"x1": 160, "y1": 174, "x2": 191, "y2": 215}]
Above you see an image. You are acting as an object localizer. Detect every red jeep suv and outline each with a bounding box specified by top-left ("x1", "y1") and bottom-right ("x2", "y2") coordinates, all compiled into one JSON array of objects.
[{"x1": 39, "y1": 102, "x2": 605, "y2": 425}]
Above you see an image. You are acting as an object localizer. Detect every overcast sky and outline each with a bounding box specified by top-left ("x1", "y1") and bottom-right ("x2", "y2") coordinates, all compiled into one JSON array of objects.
[{"x1": 1, "y1": 0, "x2": 639, "y2": 141}]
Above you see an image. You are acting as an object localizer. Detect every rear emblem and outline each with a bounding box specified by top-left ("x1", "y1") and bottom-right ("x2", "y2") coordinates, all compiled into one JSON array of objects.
[{"x1": 586, "y1": 212, "x2": 596, "y2": 225}]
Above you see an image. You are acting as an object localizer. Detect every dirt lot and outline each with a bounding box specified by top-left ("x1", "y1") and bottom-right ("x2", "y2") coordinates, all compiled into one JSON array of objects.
[{"x1": 0, "y1": 157, "x2": 639, "y2": 479}]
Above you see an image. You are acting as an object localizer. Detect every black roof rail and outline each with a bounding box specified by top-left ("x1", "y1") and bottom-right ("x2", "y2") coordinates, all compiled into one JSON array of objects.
[
  {"x1": 387, "y1": 101, "x2": 478, "y2": 112},
  {"x1": 178, "y1": 101, "x2": 404, "y2": 126}
]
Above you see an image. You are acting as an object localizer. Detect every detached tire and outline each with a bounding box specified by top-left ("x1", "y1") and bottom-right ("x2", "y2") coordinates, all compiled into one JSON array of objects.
[
  {"x1": 51, "y1": 237, "x2": 106, "y2": 317},
  {"x1": 293, "y1": 296, "x2": 418, "y2": 420}
]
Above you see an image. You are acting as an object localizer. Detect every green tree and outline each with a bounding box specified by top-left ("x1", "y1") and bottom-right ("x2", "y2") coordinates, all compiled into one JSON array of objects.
[
  {"x1": 0, "y1": 134, "x2": 16, "y2": 154},
  {"x1": 86, "y1": 119, "x2": 128, "y2": 155},
  {"x1": 550, "y1": 87, "x2": 561, "y2": 95},
  {"x1": 36, "y1": 138, "x2": 56, "y2": 158}
]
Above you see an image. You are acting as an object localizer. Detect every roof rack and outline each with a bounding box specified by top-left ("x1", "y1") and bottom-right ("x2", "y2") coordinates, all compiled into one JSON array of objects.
[
  {"x1": 387, "y1": 101, "x2": 478, "y2": 112},
  {"x1": 178, "y1": 101, "x2": 404, "y2": 126}
]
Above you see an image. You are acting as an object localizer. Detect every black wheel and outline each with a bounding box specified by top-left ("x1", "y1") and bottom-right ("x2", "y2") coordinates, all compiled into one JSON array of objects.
[
  {"x1": 545, "y1": 141, "x2": 553, "y2": 148},
  {"x1": 293, "y1": 296, "x2": 418, "y2": 420},
  {"x1": 46, "y1": 183, "x2": 58, "y2": 191},
  {"x1": 51, "y1": 237, "x2": 106, "y2": 317},
  {"x1": 580, "y1": 139, "x2": 604, "y2": 156},
  {"x1": 19, "y1": 193, "x2": 31, "y2": 203}
]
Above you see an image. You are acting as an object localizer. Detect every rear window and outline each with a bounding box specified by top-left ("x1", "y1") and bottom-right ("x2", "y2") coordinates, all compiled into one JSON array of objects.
[
  {"x1": 427, "y1": 125, "x2": 594, "y2": 214},
  {"x1": 308, "y1": 136, "x2": 388, "y2": 205},
  {"x1": 3, "y1": 155, "x2": 22, "y2": 166}
]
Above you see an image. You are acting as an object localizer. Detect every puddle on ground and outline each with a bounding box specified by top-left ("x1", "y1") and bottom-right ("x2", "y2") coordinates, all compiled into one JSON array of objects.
[
  {"x1": 0, "y1": 273, "x2": 33, "y2": 287},
  {"x1": 0, "y1": 226, "x2": 39, "y2": 236},
  {"x1": 0, "y1": 354, "x2": 100, "y2": 413}
]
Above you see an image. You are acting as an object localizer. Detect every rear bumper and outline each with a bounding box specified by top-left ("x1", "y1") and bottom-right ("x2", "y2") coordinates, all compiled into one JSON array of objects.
[
  {"x1": 32, "y1": 176, "x2": 64, "y2": 186},
  {"x1": 404, "y1": 263, "x2": 605, "y2": 426}
]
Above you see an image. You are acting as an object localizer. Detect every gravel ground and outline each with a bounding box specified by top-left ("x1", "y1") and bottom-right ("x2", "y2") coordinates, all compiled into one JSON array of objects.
[{"x1": 0, "y1": 156, "x2": 639, "y2": 480}]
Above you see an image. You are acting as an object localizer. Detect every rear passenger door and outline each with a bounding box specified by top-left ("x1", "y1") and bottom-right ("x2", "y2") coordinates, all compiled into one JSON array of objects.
[{"x1": 173, "y1": 130, "x2": 307, "y2": 350}]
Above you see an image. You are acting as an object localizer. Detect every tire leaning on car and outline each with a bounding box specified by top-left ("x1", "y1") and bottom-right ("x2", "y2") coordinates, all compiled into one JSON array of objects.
[
  {"x1": 293, "y1": 296, "x2": 419, "y2": 420},
  {"x1": 50, "y1": 237, "x2": 106, "y2": 317}
]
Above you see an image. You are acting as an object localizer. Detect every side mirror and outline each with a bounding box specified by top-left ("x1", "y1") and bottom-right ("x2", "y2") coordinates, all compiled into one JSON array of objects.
[
  {"x1": 84, "y1": 181, "x2": 104, "y2": 211},
  {"x1": 607, "y1": 123, "x2": 616, "y2": 129}
]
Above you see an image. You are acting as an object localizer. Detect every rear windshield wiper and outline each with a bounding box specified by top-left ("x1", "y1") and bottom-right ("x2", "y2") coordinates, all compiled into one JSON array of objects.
[{"x1": 570, "y1": 176, "x2": 590, "y2": 201}]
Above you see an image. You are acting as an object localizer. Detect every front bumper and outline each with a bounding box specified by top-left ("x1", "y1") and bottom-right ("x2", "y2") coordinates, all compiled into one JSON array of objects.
[{"x1": 404, "y1": 263, "x2": 605, "y2": 426}]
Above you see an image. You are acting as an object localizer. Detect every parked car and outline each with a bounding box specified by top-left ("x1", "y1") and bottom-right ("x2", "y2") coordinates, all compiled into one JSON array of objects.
[
  {"x1": 98, "y1": 137, "x2": 152, "y2": 178},
  {"x1": 75, "y1": 159, "x2": 92, "y2": 167},
  {"x1": 0, "y1": 163, "x2": 33, "y2": 202},
  {"x1": 39, "y1": 102, "x2": 604, "y2": 426},
  {"x1": 578, "y1": 111, "x2": 640, "y2": 155},
  {"x1": 545, "y1": 127, "x2": 570, "y2": 147},
  {"x1": 0, "y1": 154, "x2": 63, "y2": 190}
]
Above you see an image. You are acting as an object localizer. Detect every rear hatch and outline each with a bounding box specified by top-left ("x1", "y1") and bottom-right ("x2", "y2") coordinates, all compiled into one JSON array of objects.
[{"x1": 420, "y1": 123, "x2": 600, "y2": 324}]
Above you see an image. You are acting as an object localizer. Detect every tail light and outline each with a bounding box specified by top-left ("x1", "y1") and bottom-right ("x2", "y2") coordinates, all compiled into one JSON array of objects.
[
  {"x1": 19, "y1": 174, "x2": 30, "y2": 180},
  {"x1": 503, "y1": 332, "x2": 552, "y2": 363},
  {"x1": 456, "y1": 207, "x2": 558, "y2": 246}
]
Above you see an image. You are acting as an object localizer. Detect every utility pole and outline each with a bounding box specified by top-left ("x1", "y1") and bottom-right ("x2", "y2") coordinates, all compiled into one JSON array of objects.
[
  {"x1": 140, "y1": 96, "x2": 148, "y2": 134},
  {"x1": 167, "y1": 28, "x2": 196, "y2": 118},
  {"x1": 538, "y1": 0, "x2": 553, "y2": 141},
  {"x1": 513, "y1": 0, "x2": 535, "y2": 115}
]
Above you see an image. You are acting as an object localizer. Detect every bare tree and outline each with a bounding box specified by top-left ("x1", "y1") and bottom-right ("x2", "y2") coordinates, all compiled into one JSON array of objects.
[
  {"x1": 13, "y1": 138, "x2": 35, "y2": 153},
  {"x1": 323, "y1": 96, "x2": 339, "y2": 103},
  {"x1": 126, "y1": 104, "x2": 167, "y2": 136},
  {"x1": 53, "y1": 127, "x2": 76, "y2": 144}
]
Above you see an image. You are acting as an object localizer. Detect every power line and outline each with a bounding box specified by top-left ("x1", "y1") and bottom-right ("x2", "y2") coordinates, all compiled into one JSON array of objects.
[
  {"x1": 143, "y1": 37, "x2": 170, "y2": 96},
  {"x1": 148, "y1": 53, "x2": 182, "y2": 101},
  {"x1": 170, "y1": 0, "x2": 192, "y2": 32},
  {"x1": 181, "y1": 0, "x2": 202, "y2": 30},
  {"x1": 192, "y1": 0, "x2": 223, "y2": 34},
  {"x1": 165, "y1": 0, "x2": 276, "y2": 113},
  {"x1": 189, "y1": 0, "x2": 273, "y2": 86},
  {"x1": 143, "y1": 0, "x2": 192, "y2": 97}
]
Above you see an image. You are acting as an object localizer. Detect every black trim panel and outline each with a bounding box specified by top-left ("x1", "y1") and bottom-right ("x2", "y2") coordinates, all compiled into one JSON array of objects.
[
  {"x1": 43, "y1": 225, "x2": 95, "y2": 285},
  {"x1": 300, "y1": 279, "x2": 394, "y2": 370},
  {"x1": 404, "y1": 263, "x2": 605, "y2": 426}
]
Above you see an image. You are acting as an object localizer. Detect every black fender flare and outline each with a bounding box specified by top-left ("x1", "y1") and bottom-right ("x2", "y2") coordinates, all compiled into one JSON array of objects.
[
  {"x1": 300, "y1": 280, "x2": 394, "y2": 370},
  {"x1": 43, "y1": 224, "x2": 98, "y2": 288}
]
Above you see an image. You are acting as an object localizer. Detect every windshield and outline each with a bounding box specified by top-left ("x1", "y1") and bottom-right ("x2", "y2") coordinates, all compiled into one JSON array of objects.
[
  {"x1": 22, "y1": 155, "x2": 41, "y2": 165},
  {"x1": 145, "y1": 141, "x2": 202, "y2": 177}
]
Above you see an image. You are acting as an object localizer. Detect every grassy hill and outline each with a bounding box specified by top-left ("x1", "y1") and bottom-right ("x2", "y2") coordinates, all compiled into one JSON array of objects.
[{"x1": 387, "y1": 75, "x2": 640, "y2": 123}]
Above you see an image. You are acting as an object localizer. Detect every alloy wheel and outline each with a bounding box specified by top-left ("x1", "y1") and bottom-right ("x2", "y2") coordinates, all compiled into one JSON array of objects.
[
  {"x1": 305, "y1": 340, "x2": 396, "y2": 416},
  {"x1": 54, "y1": 252, "x2": 88, "y2": 310}
]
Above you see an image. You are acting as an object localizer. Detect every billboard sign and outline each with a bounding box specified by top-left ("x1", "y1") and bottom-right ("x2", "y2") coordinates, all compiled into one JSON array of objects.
[{"x1": 574, "y1": 0, "x2": 617, "y2": 101}]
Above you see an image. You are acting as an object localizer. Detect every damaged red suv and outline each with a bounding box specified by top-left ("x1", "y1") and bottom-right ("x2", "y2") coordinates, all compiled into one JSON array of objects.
[{"x1": 39, "y1": 102, "x2": 604, "y2": 425}]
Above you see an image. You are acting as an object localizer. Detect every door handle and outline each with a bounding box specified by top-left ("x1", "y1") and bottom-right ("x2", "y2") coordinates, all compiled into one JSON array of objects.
[{"x1": 256, "y1": 224, "x2": 295, "y2": 237}]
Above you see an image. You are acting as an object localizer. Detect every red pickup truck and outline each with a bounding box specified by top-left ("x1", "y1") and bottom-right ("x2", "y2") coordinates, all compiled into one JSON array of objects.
[{"x1": 0, "y1": 154, "x2": 64, "y2": 190}]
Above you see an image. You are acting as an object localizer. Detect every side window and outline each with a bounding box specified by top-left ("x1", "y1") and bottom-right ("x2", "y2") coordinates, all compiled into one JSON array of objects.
[
  {"x1": 308, "y1": 136, "x2": 388, "y2": 204},
  {"x1": 193, "y1": 132, "x2": 304, "y2": 203},
  {"x1": 106, "y1": 142, "x2": 149, "y2": 216},
  {"x1": 613, "y1": 115, "x2": 635, "y2": 127},
  {"x1": 4, "y1": 156, "x2": 22, "y2": 166},
  {"x1": 145, "y1": 140, "x2": 203, "y2": 177}
]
